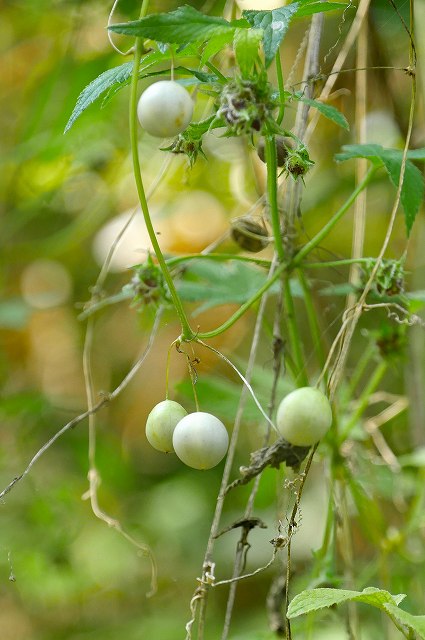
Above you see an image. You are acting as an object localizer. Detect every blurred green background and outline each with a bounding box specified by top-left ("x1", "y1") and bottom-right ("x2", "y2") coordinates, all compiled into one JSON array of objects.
[{"x1": 1, "y1": 1, "x2": 425, "y2": 638}]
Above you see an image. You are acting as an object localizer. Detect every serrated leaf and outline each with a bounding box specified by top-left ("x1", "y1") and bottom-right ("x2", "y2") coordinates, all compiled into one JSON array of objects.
[
  {"x1": 384, "y1": 156, "x2": 424, "y2": 235},
  {"x1": 287, "y1": 587, "x2": 406, "y2": 619},
  {"x1": 233, "y1": 27, "x2": 263, "y2": 77},
  {"x1": 65, "y1": 48, "x2": 171, "y2": 131},
  {"x1": 294, "y1": 94, "x2": 349, "y2": 130},
  {"x1": 243, "y1": 6, "x2": 299, "y2": 67},
  {"x1": 384, "y1": 603, "x2": 425, "y2": 639},
  {"x1": 64, "y1": 62, "x2": 133, "y2": 133},
  {"x1": 108, "y1": 6, "x2": 236, "y2": 44},
  {"x1": 335, "y1": 144, "x2": 425, "y2": 235}
]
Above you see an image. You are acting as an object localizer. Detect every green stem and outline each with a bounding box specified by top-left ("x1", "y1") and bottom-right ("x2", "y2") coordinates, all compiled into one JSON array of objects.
[
  {"x1": 283, "y1": 275, "x2": 308, "y2": 386},
  {"x1": 304, "y1": 257, "x2": 376, "y2": 269},
  {"x1": 275, "y1": 52, "x2": 285, "y2": 125},
  {"x1": 292, "y1": 167, "x2": 376, "y2": 268},
  {"x1": 197, "y1": 166, "x2": 375, "y2": 340},
  {"x1": 129, "y1": 28, "x2": 194, "y2": 341},
  {"x1": 265, "y1": 134, "x2": 285, "y2": 262},
  {"x1": 197, "y1": 261, "x2": 287, "y2": 340},
  {"x1": 340, "y1": 359, "x2": 388, "y2": 442},
  {"x1": 166, "y1": 253, "x2": 272, "y2": 269},
  {"x1": 205, "y1": 60, "x2": 227, "y2": 83}
]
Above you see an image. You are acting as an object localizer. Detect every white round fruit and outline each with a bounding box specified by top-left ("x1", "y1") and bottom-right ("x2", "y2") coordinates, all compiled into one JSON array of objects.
[
  {"x1": 145, "y1": 400, "x2": 187, "y2": 453},
  {"x1": 137, "y1": 80, "x2": 194, "y2": 138},
  {"x1": 276, "y1": 387, "x2": 332, "y2": 447},
  {"x1": 172, "y1": 412, "x2": 229, "y2": 470}
]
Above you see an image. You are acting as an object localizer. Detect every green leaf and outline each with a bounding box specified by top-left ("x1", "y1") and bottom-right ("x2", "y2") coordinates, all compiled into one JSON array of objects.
[
  {"x1": 136, "y1": 66, "x2": 217, "y2": 85},
  {"x1": 296, "y1": 1, "x2": 348, "y2": 18},
  {"x1": 200, "y1": 32, "x2": 235, "y2": 66},
  {"x1": 243, "y1": 6, "x2": 299, "y2": 67},
  {"x1": 233, "y1": 27, "x2": 263, "y2": 77},
  {"x1": 335, "y1": 144, "x2": 425, "y2": 235},
  {"x1": 287, "y1": 587, "x2": 406, "y2": 619},
  {"x1": 64, "y1": 62, "x2": 133, "y2": 133},
  {"x1": 108, "y1": 6, "x2": 236, "y2": 44},
  {"x1": 405, "y1": 147, "x2": 425, "y2": 160},
  {"x1": 294, "y1": 94, "x2": 349, "y2": 130},
  {"x1": 177, "y1": 259, "x2": 279, "y2": 314},
  {"x1": 65, "y1": 44, "x2": 206, "y2": 130},
  {"x1": 398, "y1": 447, "x2": 425, "y2": 468},
  {"x1": 177, "y1": 376, "x2": 261, "y2": 422},
  {"x1": 384, "y1": 603, "x2": 425, "y2": 639}
]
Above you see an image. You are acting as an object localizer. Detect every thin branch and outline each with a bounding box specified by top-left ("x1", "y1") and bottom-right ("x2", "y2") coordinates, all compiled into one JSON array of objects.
[
  {"x1": 188, "y1": 258, "x2": 280, "y2": 640},
  {"x1": 0, "y1": 309, "x2": 163, "y2": 500},
  {"x1": 304, "y1": 0, "x2": 373, "y2": 145}
]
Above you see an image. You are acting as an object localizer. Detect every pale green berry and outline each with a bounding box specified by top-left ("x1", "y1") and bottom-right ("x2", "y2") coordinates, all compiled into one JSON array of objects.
[
  {"x1": 172, "y1": 412, "x2": 229, "y2": 470},
  {"x1": 146, "y1": 400, "x2": 187, "y2": 453},
  {"x1": 276, "y1": 387, "x2": 332, "y2": 446},
  {"x1": 137, "y1": 81, "x2": 194, "y2": 138}
]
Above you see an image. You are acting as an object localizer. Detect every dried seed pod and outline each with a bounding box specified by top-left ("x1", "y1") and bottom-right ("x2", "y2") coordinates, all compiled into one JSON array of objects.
[
  {"x1": 257, "y1": 136, "x2": 292, "y2": 167},
  {"x1": 231, "y1": 217, "x2": 270, "y2": 253}
]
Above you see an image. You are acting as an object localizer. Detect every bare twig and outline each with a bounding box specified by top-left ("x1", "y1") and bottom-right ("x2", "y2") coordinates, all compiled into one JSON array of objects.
[
  {"x1": 0, "y1": 309, "x2": 163, "y2": 503},
  {"x1": 188, "y1": 258, "x2": 280, "y2": 640}
]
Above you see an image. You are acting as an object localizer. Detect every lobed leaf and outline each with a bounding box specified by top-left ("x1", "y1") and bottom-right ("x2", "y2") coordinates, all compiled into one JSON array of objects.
[
  {"x1": 243, "y1": 2, "x2": 347, "y2": 67},
  {"x1": 335, "y1": 144, "x2": 425, "y2": 235},
  {"x1": 243, "y1": 6, "x2": 299, "y2": 67}
]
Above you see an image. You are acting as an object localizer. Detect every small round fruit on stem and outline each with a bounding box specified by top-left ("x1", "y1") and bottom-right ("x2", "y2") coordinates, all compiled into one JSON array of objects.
[
  {"x1": 137, "y1": 81, "x2": 194, "y2": 138},
  {"x1": 257, "y1": 136, "x2": 293, "y2": 167},
  {"x1": 231, "y1": 216, "x2": 270, "y2": 253},
  {"x1": 146, "y1": 400, "x2": 188, "y2": 453},
  {"x1": 276, "y1": 387, "x2": 332, "y2": 447},
  {"x1": 172, "y1": 412, "x2": 229, "y2": 470}
]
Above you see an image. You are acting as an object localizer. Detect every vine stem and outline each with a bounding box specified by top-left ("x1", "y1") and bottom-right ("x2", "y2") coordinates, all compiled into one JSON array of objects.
[
  {"x1": 275, "y1": 53, "x2": 285, "y2": 125},
  {"x1": 265, "y1": 134, "x2": 285, "y2": 262},
  {"x1": 292, "y1": 166, "x2": 376, "y2": 268},
  {"x1": 129, "y1": 11, "x2": 194, "y2": 342},
  {"x1": 196, "y1": 169, "x2": 374, "y2": 341}
]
